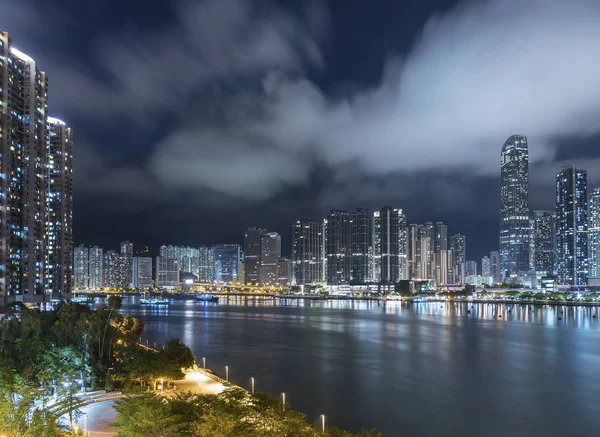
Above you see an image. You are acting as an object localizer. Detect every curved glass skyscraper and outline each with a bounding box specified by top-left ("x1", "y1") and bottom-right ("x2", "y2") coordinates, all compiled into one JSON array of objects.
[{"x1": 500, "y1": 135, "x2": 530, "y2": 280}]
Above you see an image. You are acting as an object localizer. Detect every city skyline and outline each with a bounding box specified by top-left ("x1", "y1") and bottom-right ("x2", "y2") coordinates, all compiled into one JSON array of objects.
[{"x1": 3, "y1": 1, "x2": 600, "y2": 264}]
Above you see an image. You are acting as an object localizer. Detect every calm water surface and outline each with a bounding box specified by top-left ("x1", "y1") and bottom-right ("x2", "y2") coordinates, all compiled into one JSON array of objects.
[{"x1": 118, "y1": 297, "x2": 600, "y2": 436}]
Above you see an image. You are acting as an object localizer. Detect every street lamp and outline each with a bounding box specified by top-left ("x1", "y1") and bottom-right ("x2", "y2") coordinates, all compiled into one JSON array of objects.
[
  {"x1": 225, "y1": 366, "x2": 229, "y2": 382},
  {"x1": 84, "y1": 413, "x2": 88, "y2": 435},
  {"x1": 281, "y1": 392, "x2": 286, "y2": 412},
  {"x1": 320, "y1": 414, "x2": 325, "y2": 433},
  {"x1": 202, "y1": 357, "x2": 206, "y2": 369},
  {"x1": 250, "y1": 377, "x2": 255, "y2": 394}
]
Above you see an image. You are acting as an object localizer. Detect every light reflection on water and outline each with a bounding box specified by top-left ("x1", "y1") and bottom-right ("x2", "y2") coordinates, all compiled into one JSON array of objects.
[{"x1": 114, "y1": 297, "x2": 600, "y2": 437}]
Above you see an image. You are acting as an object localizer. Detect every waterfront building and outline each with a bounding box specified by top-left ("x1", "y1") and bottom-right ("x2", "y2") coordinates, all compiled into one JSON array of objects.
[
  {"x1": 214, "y1": 244, "x2": 240, "y2": 284},
  {"x1": 490, "y1": 251, "x2": 501, "y2": 284},
  {"x1": 115, "y1": 240, "x2": 133, "y2": 288},
  {"x1": 159, "y1": 245, "x2": 200, "y2": 275},
  {"x1": 466, "y1": 260, "x2": 477, "y2": 277},
  {"x1": 0, "y1": 31, "x2": 74, "y2": 303},
  {"x1": 589, "y1": 188, "x2": 600, "y2": 279},
  {"x1": 450, "y1": 234, "x2": 466, "y2": 284},
  {"x1": 155, "y1": 256, "x2": 179, "y2": 289},
  {"x1": 198, "y1": 246, "x2": 215, "y2": 282},
  {"x1": 531, "y1": 210, "x2": 555, "y2": 276},
  {"x1": 45, "y1": 117, "x2": 73, "y2": 296},
  {"x1": 326, "y1": 210, "x2": 352, "y2": 285},
  {"x1": 435, "y1": 222, "x2": 448, "y2": 252},
  {"x1": 556, "y1": 166, "x2": 588, "y2": 286},
  {"x1": 73, "y1": 245, "x2": 89, "y2": 290},
  {"x1": 481, "y1": 256, "x2": 491, "y2": 277},
  {"x1": 292, "y1": 219, "x2": 324, "y2": 284},
  {"x1": 260, "y1": 232, "x2": 281, "y2": 286},
  {"x1": 103, "y1": 250, "x2": 118, "y2": 288},
  {"x1": 379, "y1": 206, "x2": 407, "y2": 283},
  {"x1": 244, "y1": 228, "x2": 266, "y2": 285},
  {"x1": 132, "y1": 257, "x2": 153, "y2": 288},
  {"x1": 88, "y1": 246, "x2": 104, "y2": 290},
  {"x1": 370, "y1": 211, "x2": 382, "y2": 282},
  {"x1": 435, "y1": 249, "x2": 454, "y2": 284},
  {"x1": 500, "y1": 135, "x2": 530, "y2": 280},
  {"x1": 278, "y1": 258, "x2": 292, "y2": 287},
  {"x1": 351, "y1": 208, "x2": 370, "y2": 283}
]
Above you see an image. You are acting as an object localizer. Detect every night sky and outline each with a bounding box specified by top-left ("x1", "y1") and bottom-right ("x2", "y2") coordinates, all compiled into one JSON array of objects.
[{"x1": 3, "y1": 0, "x2": 600, "y2": 261}]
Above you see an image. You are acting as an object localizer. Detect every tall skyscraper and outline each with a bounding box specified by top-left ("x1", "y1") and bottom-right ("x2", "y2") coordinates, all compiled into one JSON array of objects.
[
  {"x1": 1, "y1": 31, "x2": 72, "y2": 302},
  {"x1": 450, "y1": 234, "x2": 466, "y2": 284},
  {"x1": 73, "y1": 245, "x2": 89, "y2": 290},
  {"x1": 370, "y1": 211, "x2": 382, "y2": 282},
  {"x1": 465, "y1": 260, "x2": 477, "y2": 276},
  {"x1": 556, "y1": 166, "x2": 588, "y2": 286},
  {"x1": 155, "y1": 256, "x2": 179, "y2": 289},
  {"x1": 88, "y1": 246, "x2": 104, "y2": 290},
  {"x1": 277, "y1": 258, "x2": 292, "y2": 287},
  {"x1": 434, "y1": 222, "x2": 448, "y2": 252},
  {"x1": 198, "y1": 246, "x2": 215, "y2": 282},
  {"x1": 589, "y1": 188, "x2": 600, "y2": 279},
  {"x1": 490, "y1": 251, "x2": 501, "y2": 284},
  {"x1": 116, "y1": 240, "x2": 134, "y2": 288},
  {"x1": 531, "y1": 210, "x2": 555, "y2": 276},
  {"x1": 481, "y1": 256, "x2": 491, "y2": 277},
  {"x1": 292, "y1": 219, "x2": 324, "y2": 285},
  {"x1": 103, "y1": 250, "x2": 118, "y2": 288},
  {"x1": 45, "y1": 117, "x2": 73, "y2": 296},
  {"x1": 244, "y1": 228, "x2": 265, "y2": 285},
  {"x1": 214, "y1": 244, "x2": 240, "y2": 284},
  {"x1": 133, "y1": 257, "x2": 153, "y2": 288},
  {"x1": 260, "y1": 232, "x2": 281, "y2": 286},
  {"x1": 326, "y1": 210, "x2": 351, "y2": 285},
  {"x1": 351, "y1": 208, "x2": 370, "y2": 283},
  {"x1": 379, "y1": 207, "x2": 406, "y2": 283},
  {"x1": 500, "y1": 135, "x2": 530, "y2": 280}
]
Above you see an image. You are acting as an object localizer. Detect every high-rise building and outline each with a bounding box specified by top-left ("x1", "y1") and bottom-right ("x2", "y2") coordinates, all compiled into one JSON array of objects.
[
  {"x1": 556, "y1": 166, "x2": 588, "y2": 286},
  {"x1": 380, "y1": 207, "x2": 407, "y2": 283},
  {"x1": 115, "y1": 241, "x2": 134, "y2": 288},
  {"x1": 133, "y1": 257, "x2": 153, "y2": 289},
  {"x1": 244, "y1": 228, "x2": 265, "y2": 285},
  {"x1": 450, "y1": 234, "x2": 466, "y2": 284},
  {"x1": 531, "y1": 210, "x2": 555, "y2": 276},
  {"x1": 103, "y1": 250, "x2": 118, "y2": 288},
  {"x1": 278, "y1": 258, "x2": 292, "y2": 287},
  {"x1": 481, "y1": 256, "x2": 491, "y2": 277},
  {"x1": 370, "y1": 211, "x2": 382, "y2": 282},
  {"x1": 45, "y1": 117, "x2": 73, "y2": 296},
  {"x1": 1, "y1": 31, "x2": 73, "y2": 303},
  {"x1": 214, "y1": 244, "x2": 240, "y2": 284},
  {"x1": 589, "y1": 188, "x2": 600, "y2": 279},
  {"x1": 73, "y1": 245, "x2": 89, "y2": 290},
  {"x1": 500, "y1": 135, "x2": 530, "y2": 280},
  {"x1": 435, "y1": 222, "x2": 448, "y2": 252},
  {"x1": 198, "y1": 246, "x2": 214, "y2": 282},
  {"x1": 326, "y1": 210, "x2": 351, "y2": 285},
  {"x1": 88, "y1": 246, "x2": 103, "y2": 290},
  {"x1": 351, "y1": 208, "x2": 370, "y2": 283},
  {"x1": 292, "y1": 219, "x2": 324, "y2": 285},
  {"x1": 465, "y1": 260, "x2": 477, "y2": 276},
  {"x1": 155, "y1": 256, "x2": 179, "y2": 289},
  {"x1": 490, "y1": 251, "x2": 501, "y2": 284},
  {"x1": 260, "y1": 232, "x2": 281, "y2": 286},
  {"x1": 435, "y1": 249, "x2": 454, "y2": 285},
  {"x1": 407, "y1": 224, "x2": 434, "y2": 280},
  {"x1": 159, "y1": 246, "x2": 199, "y2": 275}
]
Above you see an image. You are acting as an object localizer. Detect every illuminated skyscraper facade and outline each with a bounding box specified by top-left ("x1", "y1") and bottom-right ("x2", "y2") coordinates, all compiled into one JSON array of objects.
[
  {"x1": 450, "y1": 234, "x2": 466, "y2": 284},
  {"x1": 73, "y1": 245, "x2": 89, "y2": 290},
  {"x1": 490, "y1": 251, "x2": 501, "y2": 284},
  {"x1": 292, "y1": 219, "x2": 324, "y2": 284},
  {"x1": 326, "y1": 210, "x2": 351, "y2": 285},
  {"x1": 244, "y1": 228, "x2": 265, "y2": 285},
  {"x1": 260, "y1": 232, "x2": 281, "y2": 286},
  {"x1": 370, "y1": 211, "x2": 382, "y2": 282},
  {"x1": 379, "y1": 206, "x2": 406, "y2": 283},
  {"x1": 133, "y1": 257, "x2": 153, "y2": 288},
  {"x1": 556, "y1": 166, "x2": 588, "y2": 286},
  {"x1": 531, "y1": 210, "x2": 555, "y2": 276},
  {"x1": 589, "y1": 188, "x2": 600, "y2": 279},
  {"x1": 500, "y1": 135, "x2": 530, "y2": 280},
  {"x1": 198, "y1": 246, "x2": 215, "y2": 282},
  {"x1": 88, "y1": 246, "x2": 103, "y2": 290},
  {"x1": 214, "y1": 244, "x2": 240, "y2": 283},
  {"x1": 351, "y1": 208, "x2": 370, "y2": 283}
]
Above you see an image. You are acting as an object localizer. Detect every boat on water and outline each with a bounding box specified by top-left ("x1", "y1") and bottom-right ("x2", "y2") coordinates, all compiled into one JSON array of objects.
[
  {"x1": 196, "y1": 293, "x2": 219, "y2": 303},
  {"x1": 71, "y1": 296, "x2": 93, "y2": 304},
  {"x1": 140, "y1": 297, "x2": 170, "y2": 306}
]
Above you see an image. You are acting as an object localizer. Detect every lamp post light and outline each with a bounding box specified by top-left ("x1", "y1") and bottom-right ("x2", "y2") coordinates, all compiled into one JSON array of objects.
[
  {"x1": 225, "y1": 366, "x2": 229, "y2": 382},
  {"x1": 250, "y1": 377, "x2": 255, "y2": 394},
  {"x1": 202, "y1": 357, "x2": 206, "y2": 369},
  {"x1": 160, "y1": 378, "x2": 164, "y2": 392},
  {"x1": 84, "y1": 413, "x2": 88, "y2": 435},
  {"x1": 320, "y1": 414, "x2": 325, "y2": 434},
  {"x1": 282, "y1": 393, "x2": 286, "y2": 412}
]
